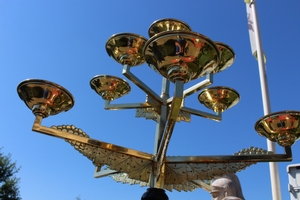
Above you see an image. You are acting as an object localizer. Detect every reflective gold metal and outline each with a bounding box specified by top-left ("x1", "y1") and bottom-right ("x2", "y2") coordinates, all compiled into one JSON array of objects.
[
  {"x1": 90, "y1": 75, "x2": 131, "y2": 101},
  {"x1": 148, "y1": 18, "x2": 192, "y2": 38},
  {"x1": 255, "y1": 110, "x2": 300, "y2": 146},
  {"x1": 106, "y1": 33, "x2": 147, "y2": 66},
  {"x1": 198, "y1": 86, "x2": 240, "y2": 112},
  {"x1": 17, "y1": 79, "x2": 74, "y2": 118},
  {"x1": 213, "y1": 42, "x2": 235, "y2": 74},
  {"x1": 143, "y1": 31, "x2": 220, "y2": 83}
]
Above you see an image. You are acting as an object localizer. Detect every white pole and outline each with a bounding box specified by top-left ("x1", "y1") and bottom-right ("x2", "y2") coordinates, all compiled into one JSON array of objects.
[{"x1": 248, "y1": 1, "x2": 282, "y2": 200}]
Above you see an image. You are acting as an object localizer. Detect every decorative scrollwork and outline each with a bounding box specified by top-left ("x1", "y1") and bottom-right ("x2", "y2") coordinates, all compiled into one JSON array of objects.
[
  {"x1": 234, "y1": 146, "x2": 273, "y2": 155},
  {"x1": 49, "y1": 126, "x2": 267, "y2": 191},
  {"x1": 110, "y1": 172, "x2": 198, "y2": 192},
  {"x1": 51, "y1": 125, "x2": 153, "y2": 182}
]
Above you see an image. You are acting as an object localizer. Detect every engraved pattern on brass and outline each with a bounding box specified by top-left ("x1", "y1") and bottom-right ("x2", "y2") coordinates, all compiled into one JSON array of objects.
[
  {"x1": 17, "y1": 79, "x2": 74, "y2": 118},
  {"x1": 53, "y1": 125, "x2": 152, "y2": 182},
  {"x1": 198, "y1": 86, "x2": 240, "y2": 112},
  {"x1": 143, "y1": 31, "x2": 220, "y2": 83},
  {"x1": 148, "y1": 18, "x2": 192, "y2": 38},
  {"x1": 136, "y1": 108, "x2": 160, "y2": 121},
  {"x1": 106, "y1": 33, "x2": 147, "y2": 66},
  {"x1": 164, "y1": 162, "x2": 254, "y2": 185},
  {"x1": 110, "y1": 147, "x2": 272, "y2": 191},
  {"x1": 111, "y1": 172, "x2": 198, "y2": 192},
  {"x1": 90, "y1": 75, "x2": 131, "y2": 100},
  {"x1": 135, "y1": 108, "x2": 191, "y2": 122},
  {"x1": 213, "y1": 42, "x2": 235, "y2": 74},
  {"x1": 255, "y1": 111, "x2": 300, "y2": 146},
  {"x1": 51, "y1": 125, "x2": 259, "y2": 187}
]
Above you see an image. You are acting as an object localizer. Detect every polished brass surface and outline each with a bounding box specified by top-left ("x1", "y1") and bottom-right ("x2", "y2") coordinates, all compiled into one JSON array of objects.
[
  {"x1": 148, "y1": 18, "x2": 192, "y2": 38},
  {"x1": 213, "y1": 42, "x2": 235, "y2": 74},
  {"x1": 17, "y1": 79, "x2": 74, "y2": 118},
  {"x1": 255, "y1": 110, "x2": 300, "y2": 146},
  {"x1": 106, "y1": 33, "x2": 147, "y2": 66},
  {"x1": 90, "y1": 75, "x2": 131, "y2": 100},
  {"x1": 144, "y1": 31, "x2": 220, "y2": 83},
  {"x1": 198, "y1": 86, "x2": 240, "y2": 112}
]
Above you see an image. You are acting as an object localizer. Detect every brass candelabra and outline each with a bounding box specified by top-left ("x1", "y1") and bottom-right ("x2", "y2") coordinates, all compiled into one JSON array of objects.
[{"x1": 17, "y1": 18, "x2": 300, "y2": 199}]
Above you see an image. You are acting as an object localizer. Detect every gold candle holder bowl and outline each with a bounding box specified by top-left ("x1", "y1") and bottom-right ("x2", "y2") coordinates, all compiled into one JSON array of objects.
[
  {"x1": 255, "y1": 111, "x2": 300, "y2": 147},
  {"x1": 148, "y1": 18, "x2": 192, "y2": 38},
  {"x1": 106, "y1": 33, "x2": 147, "y2": 67},
  {"x1": 17, "y1": 79, "x2": 74, "y2": 118},
  {"x1": 90, "y1": 75, "x2": 131, "y2": 101},
  {"x1": 198, "y1": 86, "x2": 240, "y2": 112},
  {"x1": 143, "y1": 30, "x2": 220, "y2": 83},
  {"x1": 213, "y1": 42, "x2": 235, "y2": 74}
]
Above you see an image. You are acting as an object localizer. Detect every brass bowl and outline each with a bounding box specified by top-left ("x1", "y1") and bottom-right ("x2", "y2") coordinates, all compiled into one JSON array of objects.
[
  {"x1": 255, "y1": 111, "x2": 300, "y2": 146},
  {"x1": 213, "y1": 42, "x2": 235, "y2": 74},
  {"x1": 198, "y1": 86, "x2": 240, "y2": 112},
  {"x1": 143, "y1": 30, "x2": 220, "y2": 83},
  {"x1": 106, "y1": 33, "x2": 147, "y2": 67},
  {"x1": 148, "y1": 18, "x2": 192, "y2": 38},
  {"x1": 17, "y1": 79, "x2": 74, "y2": 118},
  {"x1": 90, "y1": 75, "x2": 131, "y2": 101}
]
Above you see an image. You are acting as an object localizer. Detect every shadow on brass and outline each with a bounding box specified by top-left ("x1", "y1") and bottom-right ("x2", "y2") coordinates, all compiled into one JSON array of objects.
[
  {"x1": 198, "y1": 86, "x2": 240, "y2": 112},
  {"x1": 90, "y1": 75, "x2": 131, "y2": 100},
  {"x1": 255, "y1": 111, "x2": 300, "y2": 146},
  {"x1": 17, "y1": 79, "x2": 74, "y2": 117}
]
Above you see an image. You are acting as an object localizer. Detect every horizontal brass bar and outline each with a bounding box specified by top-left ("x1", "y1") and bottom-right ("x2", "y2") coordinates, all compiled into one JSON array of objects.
[
  {"x1": 165, "y1": 148, "x2": 292, "y2": 163},
  {"x1": 181, "y1": 106, "x2": 222, "y2": 121},
  {"x1": 32, "y1": 115, "x2": 154, "y2": 161},
  {"x1": 104, "y1": 100, "x2": 152, "y2": 110}
]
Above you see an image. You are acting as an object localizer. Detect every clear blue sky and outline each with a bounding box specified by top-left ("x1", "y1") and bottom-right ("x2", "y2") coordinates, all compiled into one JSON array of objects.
[{"x1": 1, "y1": 1, "x2": 300, "y2": 199}]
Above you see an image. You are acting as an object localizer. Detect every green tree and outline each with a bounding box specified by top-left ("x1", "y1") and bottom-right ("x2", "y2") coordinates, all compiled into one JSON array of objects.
[{"x1": 0, "y1": 148, "x2": 21, "y2": 200}]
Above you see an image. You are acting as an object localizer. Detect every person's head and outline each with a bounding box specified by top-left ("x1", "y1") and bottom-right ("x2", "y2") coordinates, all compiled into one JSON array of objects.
[{"x1": 210, "y1": 174, "x2": 245, "y2": 200}]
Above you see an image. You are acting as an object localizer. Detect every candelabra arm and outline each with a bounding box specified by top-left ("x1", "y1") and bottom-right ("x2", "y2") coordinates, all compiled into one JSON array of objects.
[
  {"x1": 167, "y1": 73, "x2": 213, "y2": 104},
  {"x1": 165, "y1": 147, "x2": 292, "y2": 163},
  {"x1": 122, "y1": 64, "x2": 164, "y2": 104},
  {"x1": 32, "y1": 115, "x2": 89, "y2": 143},
  {"x1": 104, "y1": 100, "x2": 152, "y2": 110},
  {"x1": 31, "y1": 115, "x2": 154, "y2": 161},
  {"x1": 180, "y1": 106, "x2": 222, "y2": 122},
  {"x1": 156, "y1": 80, "x2": 184, "y2": 179}
]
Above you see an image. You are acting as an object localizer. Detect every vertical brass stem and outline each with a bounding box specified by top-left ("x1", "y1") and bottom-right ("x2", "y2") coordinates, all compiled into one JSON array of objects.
[
  {"x1": 155, "y1": 80, "x2": 184, "y2": 184},
  {"x1": 32, "y1": 115, "x2": 43, "y2": 131}
]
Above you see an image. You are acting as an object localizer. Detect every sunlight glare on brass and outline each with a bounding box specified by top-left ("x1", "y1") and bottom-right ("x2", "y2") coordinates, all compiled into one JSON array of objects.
[
  {"x1": 255, "y1": 111, "x2": 300, "y2": 147},
  {"x1": 198, "y1": 86, "x2": 240, "y2": 112},
  {"x1": 213, "y1": 42, "x2": 235, "y2": 74},
  {"x1": 106, "y1": 33, "x2": 147, "y2": 67},
  {"x1": 143, "y1": 31, "x2": 220, "y2": 83},
  {"x1": 148, "y1": 18, "x2": 192, "y2": 38},
  {"x1": 17, "y1": 79, "x2": 74, "y2": 118},
  {"x1": 90, "y1": 75, "x2": 131, "y2": 101}
]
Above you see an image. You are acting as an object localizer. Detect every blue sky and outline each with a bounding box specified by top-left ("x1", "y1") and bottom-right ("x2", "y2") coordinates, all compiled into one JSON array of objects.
[{"x1": 1, "y1": 1, "x2": 300, "y2": 199}]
